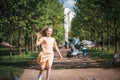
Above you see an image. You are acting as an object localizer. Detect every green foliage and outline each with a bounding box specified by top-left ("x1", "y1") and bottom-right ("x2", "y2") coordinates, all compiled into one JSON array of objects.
[
  {"x1": 53, "y1": 24, "x2": 64, "y2": 42},
  {"x1": 71, "y1": 0, "x2": 120, "y2": 53},
  {"x1": 0, "y1": 0, "x2": 64, "y2": 54}
]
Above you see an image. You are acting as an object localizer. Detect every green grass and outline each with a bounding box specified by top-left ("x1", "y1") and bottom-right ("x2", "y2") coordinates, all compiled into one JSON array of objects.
[
  {"x1": 87, "y1": 49, "x2": 114, "y2": 60},
  {"x1": 0, "y1": 52, "x2": 38, "y2": 67},
  {"x1": 0, "y1": 48, "x2": 39, "y2": 80},
  {"x1": 0, "y1": 66, "x2": 23, "y2": 80}
]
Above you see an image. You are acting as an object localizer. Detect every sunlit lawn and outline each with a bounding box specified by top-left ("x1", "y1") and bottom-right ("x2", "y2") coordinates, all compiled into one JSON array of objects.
[
  {"x1": 87, "y1": 46, "x2": 120, "y2": 60},
  {"x1": 87, "y1": 47, "x2": 120, "y2": 68}
]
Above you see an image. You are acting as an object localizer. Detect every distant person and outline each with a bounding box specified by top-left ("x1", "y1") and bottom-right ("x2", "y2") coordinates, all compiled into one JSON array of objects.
[
  {"x1": 109, "y1": 51, "x2": 120, "y2": 64},
  {"x1": 67, "y1": 39, "x2": 81, "y2": 58},
  {"x1": 114, "y1": 52, "x2": 120, "y2": 62},
  {"x1": 36, "y1": 26, "x2": 63, "y2": 80},
  {"x1": 73, "y1": 36, "x2": 81, "y2": 49},
  {"x1": 82, "y1": 46, "x2": 86, "y2": 57},
  {"x1": 64, "y1": 40, "x2": 68, "y2": 49}
]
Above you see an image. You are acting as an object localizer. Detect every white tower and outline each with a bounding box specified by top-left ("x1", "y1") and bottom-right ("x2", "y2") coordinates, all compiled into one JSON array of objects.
[{"x1": 64, "y1": 8, "x2": 75, "y2": 42}]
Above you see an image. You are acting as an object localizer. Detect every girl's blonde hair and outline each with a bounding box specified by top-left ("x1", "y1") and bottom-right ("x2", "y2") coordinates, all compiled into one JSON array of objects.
[{"x1": 40, "y1": 26, "x2": 53, "y2": 37}]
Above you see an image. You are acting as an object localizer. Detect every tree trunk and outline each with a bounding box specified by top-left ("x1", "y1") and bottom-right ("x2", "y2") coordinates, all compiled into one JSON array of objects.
[
  {"x1": 97, "y1": 32, "x2": 100, "y2": 50},
  {"x1": 31, "y1": 31, "x2": 34, "y2": 53},
  {"x1": 18, "y1": 28, "x2": 22, "y2": 55},
  {"x1": 107, "y1": 21, "x2": 110, "y2": 52},
  {"x1": 25, "y1": 32, "x2": 29, "y2": 54},
  {"x1": 10, "y1": 33, "x2": 13, "y2": 59},
  {"x1": 93, "y1": 29, "x2": 96, "y2": 49},
  {"x1": 101, "y1": 31, "x2": 104, "y2": 51},
  {"x1": 90, "y1": 31, "x2": 93, "y2": 41},
  {"x1": 114, "y1": 17, "x2": 118, "y2": 53}
]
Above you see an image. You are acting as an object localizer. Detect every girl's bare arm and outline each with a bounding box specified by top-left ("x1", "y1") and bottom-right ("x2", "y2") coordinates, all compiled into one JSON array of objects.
[
  {"x1": 54, "y1": 41, "x2": 63, "y2": 59},
  {"x1": 36, "y1": 33, "x2": 43, "y2": 46}
]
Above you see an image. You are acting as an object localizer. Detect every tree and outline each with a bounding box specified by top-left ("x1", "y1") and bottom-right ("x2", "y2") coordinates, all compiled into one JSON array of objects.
[
  {"x1": 0, "y1": 0, "x2": 64, "y2": 55},
  {"x1": 71, "y1": 0, "x2": 120, "y2": 53}
]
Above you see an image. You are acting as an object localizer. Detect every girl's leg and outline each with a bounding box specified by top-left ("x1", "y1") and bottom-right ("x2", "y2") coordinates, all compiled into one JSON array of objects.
[
  {"x1": 38, "y1": 64, "x2": 45, "y2": 80},
  {"x1": 46, "y1": 54, "x2": 54, "y2": 80},
  {"x1": 38, "y1": 71, "x2": 42, "y2": 80},
  {"x1": 46, "y1": 66, "x2": 51, "y2": 80}
]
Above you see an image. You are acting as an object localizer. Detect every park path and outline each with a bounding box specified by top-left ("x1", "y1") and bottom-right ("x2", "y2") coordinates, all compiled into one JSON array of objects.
[{"x1": 20, "y1": 48, "x2": 120, "y2": 80}]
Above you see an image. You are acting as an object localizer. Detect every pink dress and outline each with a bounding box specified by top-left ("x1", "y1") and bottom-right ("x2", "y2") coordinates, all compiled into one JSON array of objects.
[{"x1": 37, "y1": 37, "x2": 55, "y2": 69}]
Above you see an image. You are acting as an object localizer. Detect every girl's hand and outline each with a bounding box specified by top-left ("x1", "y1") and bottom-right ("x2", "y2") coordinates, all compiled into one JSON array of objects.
[
  {"x1": 60, "y1": 55, "x2": 63, "y2": 59},
  {"x1": 36, "y1": 33, "x2": 42, "y2": 39}
]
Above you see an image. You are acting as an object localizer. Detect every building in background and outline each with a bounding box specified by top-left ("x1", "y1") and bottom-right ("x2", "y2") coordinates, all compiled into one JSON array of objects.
[{"x1": 64, "y1": 8, "x2": 75, "y2": 42}]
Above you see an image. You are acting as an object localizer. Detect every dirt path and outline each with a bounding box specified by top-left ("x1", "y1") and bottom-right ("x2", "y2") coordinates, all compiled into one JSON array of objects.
[{"x1": 20, "y1": 48, "x2": 120, "y2": 80}]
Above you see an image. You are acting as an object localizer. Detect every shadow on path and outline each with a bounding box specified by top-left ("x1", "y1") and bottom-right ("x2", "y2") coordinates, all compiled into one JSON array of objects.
[{"x1": 27, "y1": 56, "x2": 105, "y2": 70}]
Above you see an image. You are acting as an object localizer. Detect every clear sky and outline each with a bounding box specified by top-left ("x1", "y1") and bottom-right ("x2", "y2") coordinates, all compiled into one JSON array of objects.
[{"x1": 62, "y1": 0, "x2": 76, "y2": 10}]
